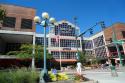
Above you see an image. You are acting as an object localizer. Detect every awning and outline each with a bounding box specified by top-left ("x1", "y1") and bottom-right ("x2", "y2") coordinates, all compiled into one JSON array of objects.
[
  {"x1": 50, "y1": 59, "x2": 77, "y2": 63},
  {"x1": 113, "y1": 58, "x2": 124, "y2": 60}
]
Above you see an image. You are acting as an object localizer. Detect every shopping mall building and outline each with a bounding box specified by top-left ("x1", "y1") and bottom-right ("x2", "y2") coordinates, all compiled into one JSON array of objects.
[
  {"x1": 0, "y1": 4, "x2": 82, "y2": 64},
  {"x1": 83, "y1": 23, "x2": 125, "y2": 65},
  {"x1": 0, "y1": 4, "x2": 125, "y2": 65}
]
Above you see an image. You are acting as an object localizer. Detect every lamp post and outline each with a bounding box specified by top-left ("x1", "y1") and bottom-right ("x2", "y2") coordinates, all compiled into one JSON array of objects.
[
  {"x1": 34, "y1": 12, "x2": 56, "y2": 83},
  {"x1": 76, "y1": 36, "x2": 79, "y2": 60},
  {"x1": 112, "y1": 26, "x2": 123, "y2": 67}
]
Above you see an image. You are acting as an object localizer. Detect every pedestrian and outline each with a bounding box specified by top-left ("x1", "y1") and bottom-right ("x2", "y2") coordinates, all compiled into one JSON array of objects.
[
  {"x1": 101, "y1": 64, "x2": 104, "y2": 70},
  {"x1": 110, "y1": 64, "x2": 118, "y2": 77},
  {"x1": 76, "y1": 61, "x2": 82, "y2": 75}
]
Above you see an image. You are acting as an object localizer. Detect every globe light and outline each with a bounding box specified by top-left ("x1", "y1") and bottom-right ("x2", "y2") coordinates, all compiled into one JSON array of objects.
[
  {"x1": 42, "y1": 12, "x2": 49, "y2": 19},
  {"x1": 49, "y1": 17, "x2": 56, "y2": 24},
  {"x1": 34, "y1": 16, "x2": 41, "y2": 23}
]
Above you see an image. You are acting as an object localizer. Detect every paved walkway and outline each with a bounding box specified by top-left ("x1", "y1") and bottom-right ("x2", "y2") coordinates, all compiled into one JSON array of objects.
[
  {"x1": 84, "y1": 72, "x2": 125, "y2": 83},
  {"x1": 63, "y1": 67, "x2": 125, "y2": 83}
]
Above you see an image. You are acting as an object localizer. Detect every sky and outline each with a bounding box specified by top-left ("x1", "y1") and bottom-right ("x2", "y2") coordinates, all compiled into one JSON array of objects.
[{"x1": 0, "y1": 0, "x2": 125, "y2": 36}]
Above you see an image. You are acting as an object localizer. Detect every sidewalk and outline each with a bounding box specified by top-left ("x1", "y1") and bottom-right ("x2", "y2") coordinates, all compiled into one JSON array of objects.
[
  {"x1": 63, "y1": 66, "x2": 125, "y2": 74},
  {"x1": 63, "y1": 67, "x2": 125, "y2": 83}
]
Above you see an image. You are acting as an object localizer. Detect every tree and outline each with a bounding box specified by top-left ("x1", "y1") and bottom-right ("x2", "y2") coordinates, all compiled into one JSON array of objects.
[
  {"x1": 78, "y1": 51, "x2": 86, "y2": 65},
  {"x1": 0, "y1": 5, "x2": 6, "y2": 24},
  {"x1": 7, "y1": 44, "x2": 53, "y2": 60},
  {"x1": 78, "y1": 51, "x2": 99, "y2": 65}
]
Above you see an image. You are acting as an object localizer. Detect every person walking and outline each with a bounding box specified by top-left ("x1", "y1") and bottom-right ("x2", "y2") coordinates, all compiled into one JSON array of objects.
[
  {"x1": 110, "y1": 64, "x2": 118, "y2": 77},
  {"x1": 76, "y1": 61, "x2": 82, "y2": 75}
]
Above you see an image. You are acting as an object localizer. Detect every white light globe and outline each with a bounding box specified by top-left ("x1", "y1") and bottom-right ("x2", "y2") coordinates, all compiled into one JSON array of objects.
[
  {"x1": 49, "y1": 17, "x2": 56, "y2": 24},
  {"x1": 34, "y1": 16, "x2": 40, "y2": 23},
  {"x1": 42, "y1": 12, "x2": 49, "y2": 19}
]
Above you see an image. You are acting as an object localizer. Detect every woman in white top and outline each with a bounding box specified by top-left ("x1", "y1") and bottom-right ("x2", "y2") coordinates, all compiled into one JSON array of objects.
[{"x1": 76, "y1": 61, "x2": 82, "y2": 75}]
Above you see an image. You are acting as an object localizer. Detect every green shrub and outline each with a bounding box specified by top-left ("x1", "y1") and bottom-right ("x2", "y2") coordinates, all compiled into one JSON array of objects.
[{"x1": 0, "y1": 68, "x2": 39, "y2": 83}]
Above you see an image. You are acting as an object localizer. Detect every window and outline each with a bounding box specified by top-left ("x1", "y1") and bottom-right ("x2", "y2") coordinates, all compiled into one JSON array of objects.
[
  {"x1": 122, "y1": 31, "x2": 125, "y2": 38},
  {"x1": 51, "y1": 51, "x2": 77, "y2": 59},
  {"x1": 35, "y1": 37, "x2": 48, "y2": 46},
  {"x1": 60, "y1": 39, "x2": 80, "y2": 47},
  {"x1": 55, "y1": 23, "x2": 76, "y2": 36},
  {"x1": 95, "y1": 47, "x2": 107, "y2": 58},
  {"x1": 21, "y1": 19, "x2": 32, "y2": 29},
  {"x1": 3, "y1": 17, "x2": 16, "y2": 28},
  {"x1": 93, "y1": 35, "x2": 105, "y2": 47},
  {"x1": 82, "y1": 40, "x2": 93, "y2": 49}
]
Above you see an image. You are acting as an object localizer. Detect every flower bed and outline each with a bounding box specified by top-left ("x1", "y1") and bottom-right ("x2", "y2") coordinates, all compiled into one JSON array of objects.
[
  {"x1": 48, "y1": 71, "x2": 91, "y2": 83},
  {"x1": 48, "y1": 71, "x2": 69, "y2": 82}
]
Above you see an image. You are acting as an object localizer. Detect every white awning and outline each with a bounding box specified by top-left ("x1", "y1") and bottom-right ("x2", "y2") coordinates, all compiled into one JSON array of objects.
[{"x1": 113, "y1": 58, "x2": 124, "y2": 60}]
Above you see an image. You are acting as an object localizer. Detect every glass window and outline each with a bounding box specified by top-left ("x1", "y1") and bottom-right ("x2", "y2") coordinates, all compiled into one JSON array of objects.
[
  {"x1": 21, "y1": 19, "x2": 32, "y2": 29},
  {"x1": 35, "y1": 37, "x2": 48, "y2": 46},
  {"x1": 82, "y1": 40, "x2": 93, "y2": 49},
  {"x1": 93, "y1": 35, "x2": 105, "y2": 47},
  {"x1": 55, "y1": 23, "x2": 76, "y2": 36},
  {"x1": 122, "y1": 31, "x2": 125, "y2": 38},
  {"x1": 51, "y1": 51, "x2": 77, "y2": 59},
  {"x1": 60, "y1": 39, "x2": 80, "y2": 47},
  {"x1": 95, "y1": 47, "x2": 107, "y2": 58},
  {"x1": 3, "y1": 17, "x2": 16, "y2": 28}
]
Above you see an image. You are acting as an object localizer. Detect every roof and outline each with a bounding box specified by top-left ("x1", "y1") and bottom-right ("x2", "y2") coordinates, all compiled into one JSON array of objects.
[
  {"x1": 0, "y1": 4, "x2": 36, "y2": 10},
  {"x1": 85, "y1": 22, "x2": 125, "y2": 38},
  {"x1": 0, "y1": 55, "x2": 16, "y2": 59}
]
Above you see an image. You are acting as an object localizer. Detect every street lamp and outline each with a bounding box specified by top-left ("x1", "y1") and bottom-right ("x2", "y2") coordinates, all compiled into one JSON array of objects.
[
  {"x1": 34, "y1": 12, "x2": 56, "y2": 83},
  {"x1": 112, "y1": 26, "x2": 123, "y2": 67}
]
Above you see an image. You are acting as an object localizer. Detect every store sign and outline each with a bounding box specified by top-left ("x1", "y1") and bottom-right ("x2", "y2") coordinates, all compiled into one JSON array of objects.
[
  {"x1": 63, "y1": 48, "x2": 71, "y2": 50},
  {"x1": 60, "y1": 28, "x2": 73, "y2": 33},
  {"x1": 59, "y1": 26, "x2": 75, "y2": 35}
]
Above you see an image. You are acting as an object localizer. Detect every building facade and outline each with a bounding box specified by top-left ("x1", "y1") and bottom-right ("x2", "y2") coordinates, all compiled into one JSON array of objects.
[
  {"x1": 0, "y1": 4, "x2": 36, "y2": 54},
  {"x1": 0, "y1": 4, "x2": 125, "y2": 65},
  {"x1": 0, "y1": 4, "x2": 82, "y2": 63},
  {"x1": 83, "y1": 23, "x2": 125, "y2": 62},
  {"x1": 35, "y1": 20, "x2": 82, "y2": 63}
]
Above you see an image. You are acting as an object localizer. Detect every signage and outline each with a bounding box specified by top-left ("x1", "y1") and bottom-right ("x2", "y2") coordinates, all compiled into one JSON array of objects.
[
  {"x1": 63, "y1": 48, "x2": 71, "y2": 50},
  {"x1": 59, "y1": 25, "x2": 75, "y2": 35},
  {"x1": 60, "y1": 27, "x2": 73, "y2": 33}
]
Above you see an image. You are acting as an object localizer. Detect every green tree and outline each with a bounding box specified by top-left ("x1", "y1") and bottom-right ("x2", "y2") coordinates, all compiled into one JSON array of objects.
[
  {"x1": 7, "y1": 44, "x2": 53, "y2": 60},
  {"x1": 78, "y1": 51, "x2": 86, "y2": 65},
  {"x1": 78, "y1": 51, "x2": 99, "y2": 65},
  {"x1": 0, "y1": 5, "x2": 6, "y2": 23}
]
